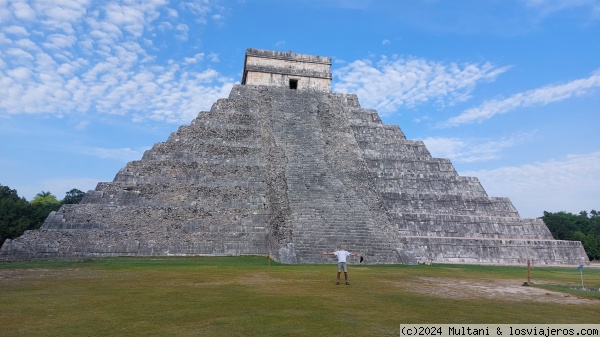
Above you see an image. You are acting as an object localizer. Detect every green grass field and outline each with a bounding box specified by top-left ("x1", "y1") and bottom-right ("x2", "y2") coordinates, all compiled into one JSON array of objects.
[{"x1": 1, "y1": 256, "x2": 598, "y2": 337}]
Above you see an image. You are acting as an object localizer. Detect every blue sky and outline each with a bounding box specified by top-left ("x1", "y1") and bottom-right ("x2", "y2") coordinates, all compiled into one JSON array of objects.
[{"x1": 1, "y1": 0, "x2": 599, "y2": 218}]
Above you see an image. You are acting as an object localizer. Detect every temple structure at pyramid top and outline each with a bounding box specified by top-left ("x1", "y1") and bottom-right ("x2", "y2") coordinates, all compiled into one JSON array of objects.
[
  {"x1": 0, "y1": 48, "x2": 589, "y2": 266},
  {"x1": 242, "y1": 48, "x2": 332, "y2": 92}
]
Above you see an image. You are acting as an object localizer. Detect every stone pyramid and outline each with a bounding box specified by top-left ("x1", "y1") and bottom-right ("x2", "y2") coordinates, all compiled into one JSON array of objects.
[{"x1": 1, "y1": 48, "x2": 588, "y2": 265}]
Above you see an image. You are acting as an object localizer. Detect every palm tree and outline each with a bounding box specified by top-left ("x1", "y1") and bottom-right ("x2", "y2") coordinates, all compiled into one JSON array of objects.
[
  {"x1": 31, "y1": 191, "x2": 59, "y2": 205},
  {"x1": 36, "y1": 191, "x2": 52, "y2": 198}
]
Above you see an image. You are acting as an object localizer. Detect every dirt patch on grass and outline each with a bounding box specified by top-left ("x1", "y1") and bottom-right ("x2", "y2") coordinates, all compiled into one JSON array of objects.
[{"x1": 393, "y1": 277, "x2": 596, "y2": 305}]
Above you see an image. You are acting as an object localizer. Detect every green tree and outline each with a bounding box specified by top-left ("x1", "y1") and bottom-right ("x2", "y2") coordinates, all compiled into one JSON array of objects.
[
  {"x1": 543, "y1": 210, "x2": 600, "y2": 260},
  {"x1": 63, "y1": 188, "x2": 85, "y2": 204},
  {"x1": 0, "y1": 185, "x2": 37, "y2": 246},
  {"x1": 589, "y1": 210, "x2": 600, "y2": 236},
  {"x1": 0, "y1": 186, "x2": 64, "y2": 246},
  {"x1": 31, "y1": 191, "x2": 60, "y2": 206},
  {"x1": 542, "y1": 211, "x2": 578, "y2": 240}
]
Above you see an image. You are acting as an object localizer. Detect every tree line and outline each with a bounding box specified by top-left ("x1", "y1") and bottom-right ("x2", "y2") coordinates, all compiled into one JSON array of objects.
[
  {"x1": 542, "y1": 210, "x2": 600, "y2": 261},
  {"x1": 0, "y1": 184, "x2": 85, "y2": 246}
]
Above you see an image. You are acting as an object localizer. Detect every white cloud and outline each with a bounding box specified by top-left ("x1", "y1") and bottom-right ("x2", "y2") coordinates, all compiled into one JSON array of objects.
[
  {"x1": 7, "y1": 66, "x2": 31, "y2": 81},
  {"x1": 88, "y1": 146, "x2": 148, "y2": 161},
  {"x1": 184, "y1": 53, "x2": 204, "y2": 64},
  {"x1": 39, "y1": 0, "x2": 90, "y2": 22},
  {"x1": 75, "y1": 120, "x2": 90, "y2": 130},
  {"x1": 207, "y1": 52, "x2": 219, "y2": 62},
  {"x1": 413, "y1": 115, "x2": 431, "y2": 123},
  {"x1": 0, "y1": 32, "x2": 10, "y2": 45},
  {"x1": 3, "y1": 25, "x2": 29, "y2": 36},
  {"x1": 14, "y1": 37, "x2": 36, "y2": 49},
  {"x1": 181, "y1": 2, "x2": 214, "y2": 24},
  {"x1": 461, "y1": 151, "x2": 600, "y2": 217},
  {"x1": 443, "y1": 70, "x2": 600, "y2": 126},
  {"x1": 166, "y1": 8, "x2": 178, "y2": 18},
  {"x1": 175, "y1": 23, "x2": 189, "y2": 41},
  {"x1": 104, "y1": 2, "x2": 147, "y2": 37},
  {"x1": 422, "y1": 133, "x2": 533, "y2": 163},
  {"x1": 523, "y1": 0, "x2": 600, "y2": 18},
  {"x1": 10, "y1": 1, "x2": 36, "y2": 21},
  {"x1": 0, "y1": 1, "x2": 234, "y2": 124},
  {"x1": 44, "y1": 33, "x2": 77, "y2": 49},
  {"x1": 27, "y1": 0, "x2": 89, "y2": 35},
  {"x1": 6, "y1": 47, "x2": 34, "y2": 60},
  {"x1": 333, "y1": 55, "x2": 510, "y2": 115}
]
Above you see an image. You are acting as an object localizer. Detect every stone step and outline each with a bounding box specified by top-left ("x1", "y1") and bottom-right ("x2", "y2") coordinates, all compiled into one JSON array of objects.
[
  {"x1": 391, "y1": 212, "x2": 552, "y2": 240},
  {"x1": 365, "y1": 157, "x2": 456, "y2": 173},
  {"x1": 381, "y1": 193, "x2": 519, "y2": 217},
  {"x1": 166, "y1": 121, "x2": 259, "y2": 143},
  {"x1": 143, "y1": 141, "x2": 262, "y2": 160},
  {"x1": 396, "y1": 236, "x2": 587, "y2": 265},
  {"x1": 374, "y1": 175, "x2": 487, "y2": 196},
  {"x1": 114, "y1": 161, "x2": 265, "y2": 184},
  {"x1": 350, "y1": 124, "x2": 406, "y2": 141},
  {"x1": 361, "y1": 141, "x2": 432, "y2": 158}
]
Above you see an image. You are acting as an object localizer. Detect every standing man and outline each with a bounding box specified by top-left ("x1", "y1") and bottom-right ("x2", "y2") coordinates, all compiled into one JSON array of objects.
[{"x1": 322, "y1": 245, "x2": 362, "y2": 285}]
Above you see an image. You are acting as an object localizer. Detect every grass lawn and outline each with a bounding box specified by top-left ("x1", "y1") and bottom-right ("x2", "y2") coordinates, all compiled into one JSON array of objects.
[{"x1": 1, "y1": 256, "x2": 598, "y2": 337}]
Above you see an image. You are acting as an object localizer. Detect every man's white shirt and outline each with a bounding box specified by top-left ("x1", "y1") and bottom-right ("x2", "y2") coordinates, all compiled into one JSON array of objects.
[{"x1": 334, "y1": 250, "x2": 352, "y2": 263}]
